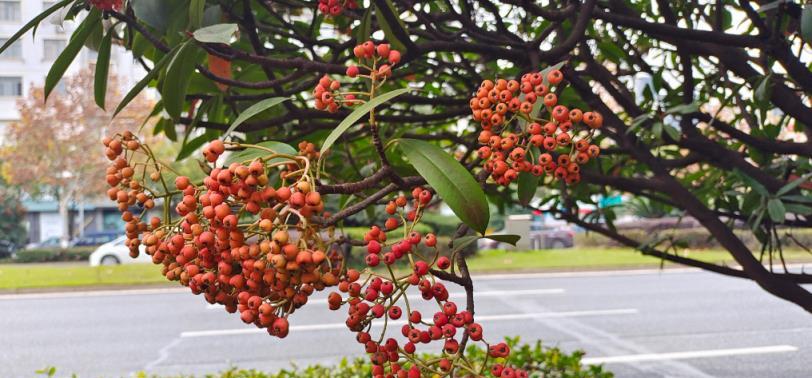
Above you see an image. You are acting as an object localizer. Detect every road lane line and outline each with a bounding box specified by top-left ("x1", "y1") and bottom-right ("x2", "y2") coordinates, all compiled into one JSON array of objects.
[
  {"x1": 204, "y1": 288, "x2": 565, "y2": 309},
  {"x1": 580, "y1": 345, "x2": 798, "y2": 365},
  {"x1": 0, "y1": 287, "x2": 186, "y2": 300},
  {"x1": 181, "y1": 308, "x2": 638, "y2": 338}
]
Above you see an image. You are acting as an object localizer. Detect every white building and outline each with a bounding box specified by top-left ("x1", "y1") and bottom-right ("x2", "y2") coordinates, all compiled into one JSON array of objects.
[{"x1": 0, "y1": 0, "x2": 143, "y2": 137}]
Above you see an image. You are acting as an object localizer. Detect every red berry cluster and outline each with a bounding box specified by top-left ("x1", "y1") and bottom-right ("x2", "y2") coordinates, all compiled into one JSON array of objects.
[
  {"x1": 89, "y1": 0, "x2": 123, "y2": 11},
  {"x1": 321, "y1": 188, "x2": 526, "y2": 377},
  {"x1": 104, "y1": 134, "x2": 346, "y2": 338},
  {"x1": 317, "y1": 0, "x2": 358, "y2": 16},
  {"x1": 313, "y1": 40, "x2": 402, "y2": 112},
  {"x1": 470, "y1": 68, "x2": 603, "y2": 185}
]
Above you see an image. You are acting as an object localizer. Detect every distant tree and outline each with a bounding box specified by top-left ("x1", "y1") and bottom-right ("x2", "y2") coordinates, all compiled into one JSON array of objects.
[
  {"x1": 0, "y1": 178, "x2": 26, "y2": 246},
  {"x1": 0, "y1": 68, "x2": 152, "y2": 247}
]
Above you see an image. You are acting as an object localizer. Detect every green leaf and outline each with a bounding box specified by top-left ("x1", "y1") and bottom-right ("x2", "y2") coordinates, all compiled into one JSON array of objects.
[
  {"x1": 115, "y1": 47, "x2": 178, "y2": 117},
  {"x1": 355, "y1": 7, "x2": 373, "y2": 42},
  {"x1": 189, "y1": 0, "x2": 205, "y2": 30},
  {"x1": 735, "y1": 169, "x2": 769, "y2": 197},
  {"x1": 802, "y1": 4, "x2": 812, "y2": 42},
  {"x1": 754, "y1": 73, "x2": 772, "y2": 105},
  {"x1": 767, "y1": 198, "x2": 786, "y2": 222},
  {"x1": 781, "y1": 194, "x2": 812, "y2": 204},
  {"x1": 223, "y1": 97, "x2": 291, "y2": 138},
  {"x1": 663, "y1": 124, "x2": 681, "y2": 141},
  {"x1": 131, "y1": 0, "x2": 184, "y2": 33},
  {"x1": 177, "y1": 130, "x2": 217, "y2": 161},
  {"x1": 777, "y1": 172, "x2": 812, "y2": 196},
  {"x1": 652, "y1": 121, "x2": 663, "y2": 138},
  {"x1": 94, "y1": 29, "x2": 113, "y2": 109},
  {"x1": 517, "y1": 172, "x2": 539, "y2": 206},
  {"x1": 321, "y1": 88, "x2": 410, "y2": 153},
  {"x1": 192, "y1": 23, "x2": 238, "y2": 44},
  {"x1": 162, "y1": 41, "x2": 199, "y2": 121},
  {"x1": 225, "y1": 141, "x2": 297, "y2": 166},
  {"x1": 485, "y1": 234, "x2": 521, "y2": 246},
  {"x1": 665, "y1": 102, "x2": 699, "y2": 115},
  {"x1": 398, "y1": 138, "x2": 490, "y2": 234},
  {"x1": 374, "y1": 0, "x2": 407, "y2": 51},
  {"x1": 540, "y1": 61, "x2": 567, "y2": 87},
  {"x1": 45, "y1": 9, "x2": 101, "y2": 100},
  {"x1": 451, "y1": 235, "x2": 479, "y2": 251},
  {"x1": 0, "y1": 0, "x2": 72, "y2": 55},
  {"x1": 784, "y1": 203, "x2": 812, "y2": 216}
]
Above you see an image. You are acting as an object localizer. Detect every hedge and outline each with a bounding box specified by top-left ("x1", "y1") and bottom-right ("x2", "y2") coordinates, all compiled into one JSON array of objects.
[
  {"x1": 125, "y1": 337, "x2": 611, "y2": 378},
  {"x1": 14, "y1": 247, "x2": 96, "y2": 263},
  {"x1": 575, "y1": 227, "x2": 812, "y2": 250}
]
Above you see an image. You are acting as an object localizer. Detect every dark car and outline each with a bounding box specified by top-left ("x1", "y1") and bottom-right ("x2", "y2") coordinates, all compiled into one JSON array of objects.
[
  {"x1": 71, "y1": 231, "x2": 122, "y2": 247},
  {"x1": 0, "y1": 240, "x2": 17, "y2": 259}
]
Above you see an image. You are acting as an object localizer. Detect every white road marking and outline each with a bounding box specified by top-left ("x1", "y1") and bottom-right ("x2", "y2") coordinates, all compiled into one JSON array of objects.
[
  {"x1": 180, "y1": 308, "x2": 638, "y2": 338},
  {"x1": 0, "y1": 287, "x2": 185, "y2": 300},
  {"x1": 581, "y1": 345, "x2": 798, "y2": 365}
]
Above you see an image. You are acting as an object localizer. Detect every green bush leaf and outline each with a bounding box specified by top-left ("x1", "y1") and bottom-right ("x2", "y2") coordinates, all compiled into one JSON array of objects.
[
  {"x1": 45, "y1": 9, "x2": 101, "y2": 100},
  {"x1": 754, "y1": 73, "x2": 772, "y2": 105},
  {"x1": 517, "y1": 172, "x2": 539, "y2": 206},
  {"x1": 398, "y1": 138, "x2": 489, "y2": 234},
  {"x1": 94, "y1": 29, "x2": 113, "y2": 109},
  {"x1": 767, "y1": 198, "x2": 786, "y2": 222},
  {"x1": 451, "y1": 235, "x2": 479, "y2": 251},
  {"x1": 321, "y1": 88, "x2": 410, "y2": 153},
  {"x1": 224, "y1": 97, "x2": 291, "y2": 138},
  {"x1": 225, "y1": 141, "x2": 297, "y2": 166},
  {"x1": 162, "y1": 41, "x2": 199, "y2": 120},
  {"x1": 115, "y1": 47, "x2": 178, "y2": 117},
  {"x1": 355, "y1": 7, "x2": 373, "y2": 42},
  {"x1": 188, "y1": 0, "x2": 205, "y2": 30},
  {"x1": 777, "y1": 172, "x2": 812, "y2": 196},
  {"x1": 665, "y1": 102, "x2": 700, "y2": 115},
  {"x1": 0, "y1": 0, "x2": 72, "y2": 55},
  {"x1": 193, "y1": 23, "x2": 238, "y2": 44}
]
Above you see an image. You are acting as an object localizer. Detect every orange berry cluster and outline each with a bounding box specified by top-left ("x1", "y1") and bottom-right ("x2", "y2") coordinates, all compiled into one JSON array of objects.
[
  {"x1": 322, "y1": 188, "x2": 526, "y2": 378},
  {"x1": 318, "y1": 0, "x2": 358, "y2": 16},
  {"x1": 313, "y1": 40, "x2": 402, "y2": 113},
  {"x1": 104, "y1": 134, "x2": 346, "y2": 338},
  {"x1": 470, "y1": 69, "x2": 603, "y2": 185}
]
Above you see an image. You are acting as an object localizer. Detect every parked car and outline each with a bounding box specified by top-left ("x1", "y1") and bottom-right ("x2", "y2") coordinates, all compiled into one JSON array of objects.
[
  {"x1": 0, "y1": 240, "x2": 17, "y2": 259},
  {"x1": 25, "y1": 236, "x2": 61, "y2": 250},
  {"x1": 89, "y1": 236, "x2": 149, "y2": 266},
  {"x1": 478, "y1": 214, "x2": 574, "y2": 250},
  {"x1": 71, "y1": 231, "x2": 122, "y2": 247}
]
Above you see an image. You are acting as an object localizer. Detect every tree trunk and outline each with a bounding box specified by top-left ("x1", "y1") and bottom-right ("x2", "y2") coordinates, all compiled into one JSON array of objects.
[{"x1": 58, "y1": 196, "x2": 71, "y2": 249}]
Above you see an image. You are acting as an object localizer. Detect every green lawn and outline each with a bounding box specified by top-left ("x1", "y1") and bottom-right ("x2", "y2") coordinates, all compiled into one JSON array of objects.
[
  {"x1": 0, "y1": 263, "x2": 167, "y2": 291},
  {"x1": 1, "y1": 248, "x2": 810, "y2": 291}
]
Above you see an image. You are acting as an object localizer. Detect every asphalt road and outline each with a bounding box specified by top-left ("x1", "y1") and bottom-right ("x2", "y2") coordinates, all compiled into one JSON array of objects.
[{"x1": 1, "y1": 268, "x2": 810, "y2": 378}]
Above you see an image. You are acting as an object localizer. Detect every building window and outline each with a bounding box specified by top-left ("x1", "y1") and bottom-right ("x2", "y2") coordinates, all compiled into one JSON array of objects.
[
  {"x1": 43, "y1": 39, "x2": 65, "y2": 61},
  {"x1": 0, "y1": 38, "x2": 22, "y2": 59},
  {"x1": 0, "y1": 77, "x2": 22, "y2": 97},
  {"x1": 0, "y1": 1, "x2": 21, "y2": 22}
]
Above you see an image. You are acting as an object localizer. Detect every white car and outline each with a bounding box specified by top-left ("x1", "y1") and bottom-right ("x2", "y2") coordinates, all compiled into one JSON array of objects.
[{"x1": 89, "y1": 236, "x2": 150, "y2": 266}]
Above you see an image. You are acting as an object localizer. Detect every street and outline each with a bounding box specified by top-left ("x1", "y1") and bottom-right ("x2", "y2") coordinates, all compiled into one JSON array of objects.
[{"x1": 1, "y1": 268, "x2": 810, "y2": 378}]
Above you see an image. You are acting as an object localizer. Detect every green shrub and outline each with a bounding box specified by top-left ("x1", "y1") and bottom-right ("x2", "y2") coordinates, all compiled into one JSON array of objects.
[
  {"x1": 14, "y1": 247, "x2": 95, "y2": 263},
  {"x1": 125, "y1": 338, "x2": 611, "y2": 378}
]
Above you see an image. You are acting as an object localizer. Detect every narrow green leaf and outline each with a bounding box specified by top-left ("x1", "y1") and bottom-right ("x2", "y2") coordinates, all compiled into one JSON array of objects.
[
  {"x1": 735, "y1": 169, "x2": 769, "y2": 197},
  {"x1": 115, "y1": 46, "x2": 179, "y2": 117},
  {"x1": 94, "y1": 29, "x2": 113, "y2": 109},
  {"x1": 781, "y1": 195, "x2": 812, "y2": 204},
  {"x1": 451, "y1": 235, "x2": 479, "y2": 251},
  {"x1": 176, "y1": 130, "x2": 217, "y2": 161},
  {"x1": 162, "y1": 41, "x2": 199, "y2": 120},
  {"x1": 398, "y1": 138, "x2": 490, "y2": 234},
  {"x1": 189, "y1": 0, "x2": 205, "y2": 30},
  {"x1": 802, "y1": 4, "x2": 812, "y2": 42},
  {"x1": 784, "y1": 203, "x2": 812, "y2": 216},
  {"x1": 223, "y1": 97, "x2": 291, "y2": 138},
  {"x1": 754, "y1": 73, "x2": 772, "y2": 105},
  {"x1": 652, "y1": 121, "x2": 663, "y2": 138},
  {"x1": 517, "y1": 172, "x2": 539, "y2": 206},
  {"x1": 321, "y1": 88, "x2": 410, "y2": 153},
  {"x1": 767, "y1": 198, "x2": 786, "y2": 222},
  {"x1": 355, "y1": 7, "x2": 373, "y2": 42},
  {"x1": 192, "y1": 23, "x2": 238, "y2": 44},
  {"x1": 485, "y1": 234, "x2": 521, "y2": 246},
  {"x1": 45, "y1": 9, "x2": 101, "y2": 100},
  {"x1": 0, "y1": 0, "x2": 72, "y2": 55},
  {"x1": 663, "y1": 124, "x2": 681, "y2": 141},
  {"x1": 665, "y1": 102, "x2": 699, "y2": 115},
  {"x1": 374, "y1": 0, "x2": 407, "y2": 51},
  {"x1": 225, "y1": 141, "x2": 297, "y2": 166},
  {"x1": 777, "y1": 172, "x2": 812, "y2": 196}
]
